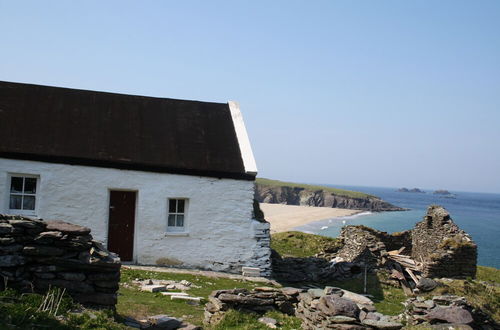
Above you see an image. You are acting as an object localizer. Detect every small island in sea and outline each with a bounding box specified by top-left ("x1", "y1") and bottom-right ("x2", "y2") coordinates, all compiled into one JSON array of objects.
[
  {"x1": 434, "y1": 189, "x2": 451, "y2": 195},
  {"x1": 397, "y1": 187, "x2": 425, "y2": 193}
]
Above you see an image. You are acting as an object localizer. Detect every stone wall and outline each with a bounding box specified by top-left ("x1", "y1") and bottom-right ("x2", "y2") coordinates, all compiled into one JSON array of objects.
[
  {"x1": 0, "y1": 214, "x2": 121, "y2": 306},
  {"x1": 411, "y1": 206, "x2": 477, "y2": 278}
]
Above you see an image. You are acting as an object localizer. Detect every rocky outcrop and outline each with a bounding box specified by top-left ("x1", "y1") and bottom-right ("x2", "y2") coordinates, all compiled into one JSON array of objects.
[
  {"x1": 255, "y1": 184, "x2": 406, "y2": 212},
  {"x1": 411, "y1": 206, "x2": 477, "y2": 278},
  {"x1": 0, "y1": 214, "x2": 121, "y2": 306}
]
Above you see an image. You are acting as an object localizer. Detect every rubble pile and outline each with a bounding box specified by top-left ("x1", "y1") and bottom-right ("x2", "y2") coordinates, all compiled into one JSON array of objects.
[{"x1": 0, "y1": 214, "x2": 121, "y2": 306}]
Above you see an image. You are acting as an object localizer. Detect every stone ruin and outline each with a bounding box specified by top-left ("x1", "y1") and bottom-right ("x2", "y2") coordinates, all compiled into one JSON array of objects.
[
  {"x1": 335, "y1": 205, "x2": 477, "y2": 279},
  {"x1": 0, "y1": 214, "x2": 121, "y2": 306},
  {"x1": 411, "y1": 205, "x2": 477, "y2": 278}
]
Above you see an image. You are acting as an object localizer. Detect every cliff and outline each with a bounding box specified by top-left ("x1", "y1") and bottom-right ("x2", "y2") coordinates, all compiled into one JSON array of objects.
[{"x1": 255, "y1": 178, "x2": 406, "y2": 212}]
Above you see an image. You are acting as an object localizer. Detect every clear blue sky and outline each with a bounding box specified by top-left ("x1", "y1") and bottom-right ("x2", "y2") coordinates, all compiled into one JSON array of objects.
[{"x1": 1, "y1": 1, "x2": 499, "y2": 193}]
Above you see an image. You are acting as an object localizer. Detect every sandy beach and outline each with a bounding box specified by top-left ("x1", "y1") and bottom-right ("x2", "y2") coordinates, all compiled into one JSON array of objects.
[{"x1": 260, "y1": 203, "x2": 361, "y2": 233}]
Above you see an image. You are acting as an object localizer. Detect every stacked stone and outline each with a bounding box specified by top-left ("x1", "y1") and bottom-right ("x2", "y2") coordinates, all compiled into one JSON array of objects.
[
  {"x1": 402, "y1": 294, "x2": 496, "y2": 328},
  {"x1": 0, "y1": 214, "x2": 121, "y2": 306},
  {"x1": 250, "y1": 221, "x2": 272, "y2": 277},
  {"x1": 204, "y1": 287, "x2": 302, "y2": 326},
  {"x1": 295, "y1": 287, "x2": 403, "y2": 329},
  {"x1": 335, "y1": 226, "x2": 391, "y2": 268},
  {"x1": 411, "y1": 206, "x2": 477, "y2": 278}
]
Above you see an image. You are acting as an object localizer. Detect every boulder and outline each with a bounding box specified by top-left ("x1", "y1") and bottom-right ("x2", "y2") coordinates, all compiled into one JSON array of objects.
[
  {"x1": 425, "y1": 306, "x2": 473, "y2": 324},
  {"x1": 317, "y1": 296, "x2": 360, "y2": 319},
  {"x1": 417, "y1": 277, "x2": 438, "y2": 292}
]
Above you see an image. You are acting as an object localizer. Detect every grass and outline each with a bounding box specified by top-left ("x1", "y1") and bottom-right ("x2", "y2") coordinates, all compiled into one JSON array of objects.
[
  {"x1": 256, "y1": 178, "x2": 375, "y2": 199},
  {"x1": 271, "y1": 231, "x2": 342, "y2": 257},
  {"x1": 428, "y1": 266, "x2": 500, "y2": 323},
  {"x1": 0, "y1": 288, "x2": 125, "y2": 329},
  {"x1": 211, "y1": 310, "x2": 302, "y2": 330},
  {"x1": 117, "y1": 268, "x2": 280, "y2": 326}
]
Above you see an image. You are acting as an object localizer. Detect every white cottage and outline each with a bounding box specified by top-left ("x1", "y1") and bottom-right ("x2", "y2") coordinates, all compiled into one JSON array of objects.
[{"x1": 0, "y1": 81, "x2": 271, "y2": 276}]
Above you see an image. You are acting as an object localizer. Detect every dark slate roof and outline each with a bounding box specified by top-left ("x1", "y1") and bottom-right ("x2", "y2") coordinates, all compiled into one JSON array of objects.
[{"x1": 0, "y1": 81, "x2": 255, "y2": 180}]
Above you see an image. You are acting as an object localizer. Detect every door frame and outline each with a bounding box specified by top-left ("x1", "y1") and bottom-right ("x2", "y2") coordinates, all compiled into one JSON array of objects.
[{"x1": 106, "y1": 188, "x2": 138, "y2": 263}]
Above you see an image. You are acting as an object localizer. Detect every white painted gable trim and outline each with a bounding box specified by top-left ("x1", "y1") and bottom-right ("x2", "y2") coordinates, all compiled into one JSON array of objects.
[{"x1": 228, "y1": 101, "x2": 258, "y2": 175}]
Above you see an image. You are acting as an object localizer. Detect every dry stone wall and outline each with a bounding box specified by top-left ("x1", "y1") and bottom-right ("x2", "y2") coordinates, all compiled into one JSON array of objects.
[{"x1": 0, "y1": 214, "x2": 121, "y2": 306}]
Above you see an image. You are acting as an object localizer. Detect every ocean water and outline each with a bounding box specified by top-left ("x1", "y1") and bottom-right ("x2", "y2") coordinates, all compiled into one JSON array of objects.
[{"x1": 294, "y1": 186, "x2": 500, "y2": 269}]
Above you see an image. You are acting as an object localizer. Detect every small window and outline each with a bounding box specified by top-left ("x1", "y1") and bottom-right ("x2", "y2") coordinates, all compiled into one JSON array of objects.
[
  {"x1": 9, "y1": 175, "x2": 38, "y2": 215},
  {"x1": 167, "y1": 199, "x2": 187, "y2": 232}
]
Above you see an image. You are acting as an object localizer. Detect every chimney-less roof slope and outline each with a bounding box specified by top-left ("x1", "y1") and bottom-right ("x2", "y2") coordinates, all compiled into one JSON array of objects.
[{"x1": 0, "y1": 81, "x2": 255, "y2": 180}]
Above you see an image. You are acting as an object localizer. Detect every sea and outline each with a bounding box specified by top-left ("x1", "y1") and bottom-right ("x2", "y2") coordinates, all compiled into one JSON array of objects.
[{"x1": 294, "y1": 186, "x2": 500, "y2": 269}]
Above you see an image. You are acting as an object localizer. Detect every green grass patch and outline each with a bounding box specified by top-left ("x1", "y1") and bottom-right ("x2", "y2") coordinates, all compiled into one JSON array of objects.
[
  {"x1": 477, "y1": 265, "x2": 500, "y2": 284},
  {"x1": 0, "y1": 288, "x2": 125, "y2": 329},
  {"x1": 118, "y1": 268, "x2": 279, "y2": 326},
  {"x1": 211, "y1": 309, "x2": 302, "y2": 330},
  {"x1": 271, "y1": 231, "x2": 342, "y2": 257},
  {"x1": 256, "y1": 178, "x2": 374, "y2": 199}
]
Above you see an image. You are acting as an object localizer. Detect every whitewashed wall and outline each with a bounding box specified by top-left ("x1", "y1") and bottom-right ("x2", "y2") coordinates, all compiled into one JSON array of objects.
[{"x1": 0, "y1": 158, "x2": 271, "y2": 274}]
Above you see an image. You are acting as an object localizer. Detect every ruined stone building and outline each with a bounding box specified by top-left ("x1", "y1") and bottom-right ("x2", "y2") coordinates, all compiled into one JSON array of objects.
[{"x1": 0, "y1": 81, "x2": 271, "y2": 276}]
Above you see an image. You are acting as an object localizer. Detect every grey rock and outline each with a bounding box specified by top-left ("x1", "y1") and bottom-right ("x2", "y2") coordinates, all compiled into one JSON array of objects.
[
  {"x1": 308, "y1": 288, "x2": 325, "y2": 298},
  {"x1": 45, "y1": 221, "x2": 91, "y2": 235},
  {"x1": 258, "y1": 316, "x2": 277, "y2": 328},
  {"x1": 23, "y1": 245, "x2": 64, "y2": 256},
  {"x1": 0, "y1": 237, "x2": 15, "y2": 245},
  {"x1": 317, "y1": 296, "x2": 360, "y2": 318},
  {"x1": 218, "y1": 293, "x2": 273, "y2": 305},
  {"x1": 0, "y1": 223, "x2": 14, "y2": 234},
  {"x1": 146, "y1": 315, "x2": 182, "y2": 330},
  {"x1": 8, "y1": 219, "x2": 45, "y2": 229},
  {"x1": 425, "y1": 306, "x2": 473, "y2": 324},
  {"x1": 417, "y1": 277, "x2": 439, "y2": 292},
  {"x1": 34, "y1": 272, "x2": 56, "y2": 279},
  {"x1": 0, "y1": 244, "x2": 23, "y2": 253},
  {"x1": 0, "y1": 255, "x2": 26, "y2": 267},
  {"x1": 330, "y1": 315, "x2": 358, "y2": 324},
  {"x1": 361, "y1": 319, "x2": 403, "y2": 329},
  {"x1": 58, "y1": 272, "x2": 86, "y2": 281},
  {"x1": 364, "y1": 312, "x2": 381, "y2": 321}
]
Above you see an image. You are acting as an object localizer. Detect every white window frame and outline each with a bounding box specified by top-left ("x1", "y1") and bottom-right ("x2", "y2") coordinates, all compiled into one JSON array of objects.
[
  {"x1": 7, "y1": 173, "x2": 40, "y2": 216},
  {"x1": 167, "y1": 198, "x2": 188, "y2": 234}
]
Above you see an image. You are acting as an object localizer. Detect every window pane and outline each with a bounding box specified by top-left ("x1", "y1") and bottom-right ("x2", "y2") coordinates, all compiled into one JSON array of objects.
[
  {"x1": 24, "y1": 178, "x2": 37, "y2": 194},
  {"x1": 10, "y1": 177, "x2": 23, "y2": 193},
  {"x1": 168, "y1": 214, "x2": 176, "y2": 227},
  {"x1": 23, "y1": 196, "x2": 36, "y2": 210},
  {"x1": 9, "y1": 195, "x2": 22, "y2": 209},
  {"x1": 177, "y1": 199, "x2": 185, "y2": 213},
  {"x1": 176, "y1": 215, "x2": 184, "y2": 227},
  {"x1": 168, "y1": 199, "x2": 177, "y2": 213}
]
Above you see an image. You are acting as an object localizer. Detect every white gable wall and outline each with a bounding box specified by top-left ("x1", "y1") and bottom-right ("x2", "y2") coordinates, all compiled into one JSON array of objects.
[{"x1": 0, "y1": 158, "x2": 271, "y2": 274}]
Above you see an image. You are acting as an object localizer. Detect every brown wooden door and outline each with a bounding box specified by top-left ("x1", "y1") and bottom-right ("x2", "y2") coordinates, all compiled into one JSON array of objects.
[{"x1": 108, "y1": 190, "x2": 136, "y2": 261}]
